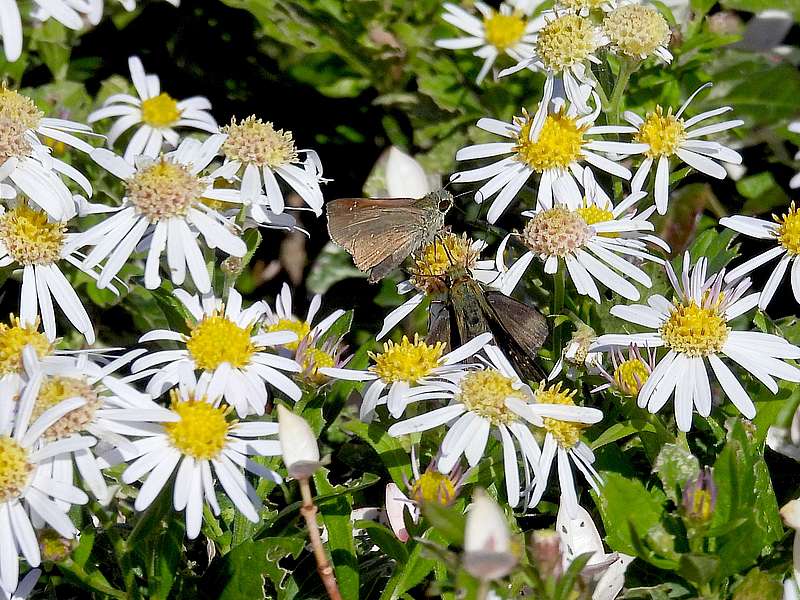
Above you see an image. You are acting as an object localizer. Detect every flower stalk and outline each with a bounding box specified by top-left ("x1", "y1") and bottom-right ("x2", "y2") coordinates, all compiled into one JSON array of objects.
[{"x1": 298, "y1": 477, "x2": 343, "y2": 600}]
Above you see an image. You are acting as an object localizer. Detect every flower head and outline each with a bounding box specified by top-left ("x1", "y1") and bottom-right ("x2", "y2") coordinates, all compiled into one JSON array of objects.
[{"x1": 603, "y1": 3, "x2": 671, "y2": 61}]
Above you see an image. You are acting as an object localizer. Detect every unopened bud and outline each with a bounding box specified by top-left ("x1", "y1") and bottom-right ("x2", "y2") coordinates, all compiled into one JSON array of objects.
[
  {"x1": 463, "y1": 489, "x2": 517, "y2": 581},
  {"x1": 682, "y1": 467, "x2": 716, "y2": 523},
  {"x1": 277, "y1": 404, "x2": 321, "y2": 480},
  {"x1": 39, "y1": 529, "x2": 75, "y2": 562}
]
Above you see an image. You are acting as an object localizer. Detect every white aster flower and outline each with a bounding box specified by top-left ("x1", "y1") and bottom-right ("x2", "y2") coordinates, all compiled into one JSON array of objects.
[
  {"x1": 132, "y1": 287, "x2": 302, "y2": 417},
  {"x1": 321, "y1": 332, "x2": 493, "y2": 421},
  {"x1": 75, "y1": 135, "x2": 246, "y2": 294},
  {"x1": 0, "y1": 347, "x2": 93, "y2": 593},
  {"x1": 615, "y1": 83, "x2": 743, "y2": 214},
  {"x1": 88, "y1": 56, "x2": 218, "y2": 163},
  {"x1": 452, "y1": 98, "x2": 631, "y2": 223},
  {"x1": 435, "y1": 0, "x2": 545, "y2": 85},
  {"x1": 103, "y1": 376, "x2": 282, "y2": 539},
  {"x1": 602, "y1": 3, "x2": 673, "y2": 63},
  {"x1": 592, "y1": 254, "x2": 800, "y2": 431},
  {"x1": 0, "y1": 86, "x2": 96, "y2": 220},
  {"x1": 219, "y1": 116, "x2": 325, "y2": 217},
  {"x1": 498, "y1": 169, "x2": 665, "y2": 303},
  {"x1": 720, "y1": 204, "x2": 800, "y2": 309}
]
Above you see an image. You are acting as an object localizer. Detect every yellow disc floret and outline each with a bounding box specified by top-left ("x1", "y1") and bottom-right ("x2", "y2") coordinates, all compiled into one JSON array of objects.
[
  {"x1": 634, "y1": 106, "x2": 686, "y2": 158},
  {"x1": 164, "y1": 393, "x2": 231, "y2": 460},
  {"x1": 613, "y1": 358, "x2": 649, "y2": 396},
  {"x1": 515, "y1": 110, "x2": 587, "y2": 172},
  {"x1": 484, "y1": 11, "x2": 527, "y2": 51},
  {"x1": 775, "y1": 202, "x2": 800, "y2": 255},
  {"x1": 536, "y1": 14, "x2": 600, "y2": 72},
  {"x1": 126, "y1": 160, "x2": 205, "y2": 221},
  {"x1": 370, "y1": 335, "x2": 444, "y2": 384},
  {"x1": 522, "y1": 206, "x2": 592, "y2": 256},
  {"x1": 0, "y1": 87, "x2": 42, "y2": 161},
  {"x1": 410, "y1": 233, "x2": 478, "y2": 294},
  {"x1": 0, "y1": 206, "x2": 65, "y2": 266},
  {"x1": 604, "y1": 4, "x2": 671, "y2": 58},
  {"x1": 660, "y1": 299, "x2": 729, "y2": 356},
  {"x1": 457, "y1": 369, "x2": 525, "y2": 425},
  {"x1": 536, "y1": 382, "x2": 586, "y2": 448},
  {"x1": 140, "y1": 92, "x2": 181, "y2": 128},
  {"x1": 33, "y1": 376, "x2": 100, "y2": 441},
  {"x1": 0, "y1": 436, "x2": 33, "y2": 503},
  {"x1": 186, "y1": 313, "x2": 258, "y2": 370},
  {"x1": 222, "y1": 116, "x2": 298, "y2": 168},
  {"x1": 299, "y1": 346, "x2": 335, "y2": 384},
  {"x1": 0, "y1": 316, "x2": 52, "y2": 375},
  {"x1": 410, "y1": 471, "x2": 458, "y2": 505},
  {"x1": 263, "y1": 318, "x2": 310, "y2": 352}
]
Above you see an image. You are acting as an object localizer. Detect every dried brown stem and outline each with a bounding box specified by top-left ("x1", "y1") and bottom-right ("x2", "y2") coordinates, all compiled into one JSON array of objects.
[{"x1": 299, "y1": 477, "x2": 342, "y2": 600}]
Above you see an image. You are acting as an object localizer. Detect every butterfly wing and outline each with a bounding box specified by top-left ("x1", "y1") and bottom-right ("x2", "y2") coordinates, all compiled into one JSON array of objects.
[{"x1": 484, "y1": 291, "x2": 548, "y2": 354}]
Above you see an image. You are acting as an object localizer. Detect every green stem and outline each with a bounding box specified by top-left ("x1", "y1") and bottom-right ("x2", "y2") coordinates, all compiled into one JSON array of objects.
[
  {"x1": 476, "y1": 579, "x2": 490, "y2": 600},
  {"x1": 552, "y1": 267, "x2": 566, "y2": 362},
  {"x1": 605, "y1": 58, "x2": 640, "y2": 124},
  {"x1": 91, "y1": 502, "x2": 138, "y2": 599}
]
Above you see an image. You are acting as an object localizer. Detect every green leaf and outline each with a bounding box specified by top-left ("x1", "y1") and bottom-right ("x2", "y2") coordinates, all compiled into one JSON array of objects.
[
  {"x1": 737, "y1": 172, "x2": 790, "y2": 215},
  {"x1": 591, "y1": 420, "x2": 657, "y2": 450},
  {"x1": 732, "y1": 568, "x2": 783, "y2": 600},
  {"x1": 677, "y1": 553, "x2": 719, "y2": 587},
  {"x1": 342, "y1": 420, "x2": 413, "y2": 486},
  {"x1": 653, "y1": 443, "x2": 700, "y2": 504},
  {"x1": 379, "y1": 530, "x2": 437, "y2": 600},
  {"x1": 420, "y1": 498, "x2": 466, "y2": 547},
  {"x1": 355, "y1": 520, "x2": 409, "y2": 563}
]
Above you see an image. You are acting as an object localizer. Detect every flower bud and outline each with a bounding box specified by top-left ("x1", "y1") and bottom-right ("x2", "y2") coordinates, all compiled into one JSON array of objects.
[
  {"x1": 781, "y1": 499, "x2": 800, "y2": 530},
  {"x1": 463, "y1": 489, "x2": 517, "y2": 581},
  {"x1": 277, "y1": 404, "x2": 321, "y2": 480},
  {"x1": 385, "y1": 147, "x2": 431, "y2": 199},
  {"x1": 682, "y1": 467, "x2": 716, "y2": 523}
]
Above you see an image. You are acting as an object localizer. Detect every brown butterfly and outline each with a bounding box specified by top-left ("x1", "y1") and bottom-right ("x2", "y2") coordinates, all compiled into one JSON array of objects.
[{"x1": 326, "y1": 189, "x2": 453, "y2": 283}]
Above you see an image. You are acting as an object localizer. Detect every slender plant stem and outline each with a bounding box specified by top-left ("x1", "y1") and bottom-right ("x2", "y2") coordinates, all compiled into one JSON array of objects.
[
  {"x1": 552, "y1": 267, "x2": 566, "y2": 361},
  {"x1": 299, "y1": 478, "x2": 343, "y2": 600},
  {"x1": 605, "y1": 58, "x2": 640, "y2": 124},
  {"x1": 476, "y1": 579, "x2": 490, "y2": 600}
]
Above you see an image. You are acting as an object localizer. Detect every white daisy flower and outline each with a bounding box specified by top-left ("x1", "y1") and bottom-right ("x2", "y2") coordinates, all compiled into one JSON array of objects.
[
  {"x1": 320, "y1": 332, "x2": 494, "y2": 421},
  {"x1": 219, "y1": 116, "x2": 325, "y2": 217},
  {"x1": 720, "y1": 203, "x2": 800, "y2": 310},
  {"x1": 499, "y1": 12, "x2": 607, "y2": 113},
  {"x1": 100, "y1": 376, "x2": 283, "y2": 540},
  {"x1": 75, "y1": 135, "x2": 247, "y2": 294},
  {"x1": 376, "y1": 232, "x2": 501, "y2": 340},
  {"x1": 435, "y1": 0, "x2": 545, "y2": 85},
  {"x1": 88, "y1": 56, "x2": 218, "y2": 163},
  {"x1": 498, "y1": 169, "x2": 665, "y2": 303},
  {"x1": 0, "y1": 203, "x2": 105, "y2": 343},
  {"x1": 591, "y1": 254, "x2": 800, "y2": 431},
  {"x1": 0, "y1": 86, "x2": 96, "y2": 220},
  {"x1": 452, "y1": 98, "x2": 631, "y2": 223},
  {"x1": 615, "y1": 83, "x2": 743, "y2": 214},
  {"x1": 0, "y1": 347, "x2": 93, "y2": 593},
  {"x1": 131, "y1": 287, "x2": 302, "y2": 417},
  {"x1": 602, "y1": 3, "x2": 673, "y2": 63}
]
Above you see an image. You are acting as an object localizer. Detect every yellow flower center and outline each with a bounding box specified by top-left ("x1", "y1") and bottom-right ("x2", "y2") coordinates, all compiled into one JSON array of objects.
[
  {"x1": 0, "y1": 316, "x2": 52, "y2": 375},
  {"x1": 370, "y1": 335, "x2": 445, "y2": 384},
  {"x1": 410, "y1": 233, "x2": 478, "y2": 294},
  {"x1": 604, "y1": 4, "x2": 671, "y2": 58},
  {"x1": 126, "y1": 160, "x2": 205, "y2": 221},
  {"x1": 0, "y1": 206, "x2": 65, "y2": 266},
  {"x1": 164, "y1": 394, "x2": 231, "y2": 460},
  {"x1": 775, "y1": 202, "x2": 800, "y2": 255},
  {"x1": 222, "y1": 116, "x2": 298, "y2": 169},
  {"x1": 300, "y1": 346, "x2": 335, "y2": 384},
  {"x1": 0, "y1": 88, "x2": 42, "y2": 161},
  {"x1": 457, "y1": 369, "x2": 524, "y2": 425},
  {"x1": 522, "y1": 206, "x2": 592, "y2": 257},
  {"x1": 536, "y1": 14, "x2": 600, "y2": 72},
  {"x1": 140, "y1": 93, "x2": 181, "y2": 128},
  {"x1": 537, "y1": 382, "x2": 586, "y2": 449},
  {"x1": 410, "y1": 471, "x2": 458, "y2": 505},
  {"x1": 33, "y1": 376, "x2": 100, "y2": 441},
  {"x1": 634, "y1": 107, "x2": 686, "y2": 158},
  {"x1": 483, "y1": 11, "x2": 527, "y2": 51},
  {"x1": 0, "y1": 436, "x2": 33, "y2": 503},
  {"x1": 575, "y1": 203, "x2": 619, "y2": 239},
  {"x1": 264, "y1": 318, "x2": 310, "y2": 352},
  {"x1": 660, "y1": 299, "x2": 729, "y2": 356},
  {"x1": 186, "y1": 313, "x2": 258, "y2": 371},
  {"x1": 39, "y1": 530, "x2": 74, "y2": 562},
  {"x1": 515, "y1": 111, "x2": 587, "y2": 172},
  {"x1": 613, "y1": 358, "x2": 649, "y2": 396}
]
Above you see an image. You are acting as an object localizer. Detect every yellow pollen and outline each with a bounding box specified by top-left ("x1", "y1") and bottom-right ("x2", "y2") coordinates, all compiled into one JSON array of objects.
[
  {"x1": 536, "y1": 14, "x2": 600, "y2": 72},
  {"x1": 522, "y1": 206, "x2": 592, "y2": 257},
  {"x1": 0, "y1": 87, "x2": 43, "y2": 130},
  {"x1": 775, "y1": 202, "x2": 800, "y2": 255},
  {"x1": 515, "y1": 111, "x2": 586, "y2": 172},
  {"x1": 634, "y1": 106, "x2": 686, "y2": 158},
  {"x1": 33, "y1": 376, "x2": 100, "y2": 441},
  {"x1": 370, "y1": 335, "x2": 445, "y2": 384},
  {"x1": 457, "y1": 369, "x2": 524, "y2": 426},
  {"x1": 483, "y1": 11, "x2": 527, "y2": 51},
  {"x1": 410, "y1": 233, "x2": 478, "y2": 294},
  {"x1": 660, "y1": 300, "x2": 729, "y2": 356},
  {"x1": 613, "y1": 358, "x2": 649, "y2": 396},
  {"x1": 300, "y1": 346, "x2": 335, "y2": 384},
  {"x1": 186, "y1": 313, "x2": 258, "y2": 371},
  {"x1": 222, "y1": 116, "x2": 298, "y2": 169},
  {"x1": 0, "y1": 316, "x2": 52, "y2": 375},
  {"x1": 537, "y1": 382, "x2": 586, "y2": 449},
  {"x1": 576, "y1": 202, "x2": 618, "y2": 238},
  {"x1": 126, "y1": 160, "x2": 205, "y2": 221},
  {"x1": 264, "y1": 318, "x2": 310, "y2": 352},
  {"x1": 0, "y1": 436, "x2": 33, "y2": 503},
  {"x1": 410, "y1": 471, "x2": 458, "y2": 505},
  {"x1": 140, "y1": 93, "x2": 181, "y2": 128},
  {"x1": 0, "y1": 206, "x2": 65, "y2": 266},
  {"x1": 604, "y1": 4, "x2": 671, "y2": 58},
  {"x1": 164, "y1": 393, "x2": 231, "y2": 460}
]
